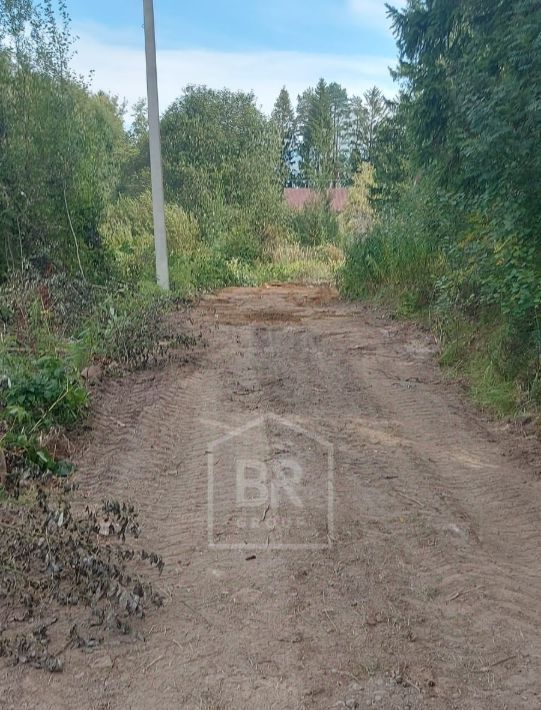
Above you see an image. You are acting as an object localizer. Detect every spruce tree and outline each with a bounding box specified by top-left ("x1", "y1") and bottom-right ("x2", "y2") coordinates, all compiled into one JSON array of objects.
[{"x1": 271, "y1": 87, "x2": 296, "y2": 188}]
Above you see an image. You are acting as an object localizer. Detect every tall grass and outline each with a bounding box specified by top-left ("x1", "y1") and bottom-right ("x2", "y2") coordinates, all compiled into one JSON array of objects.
[
  {"x1": 339, "y1": 209, "x2": 443, "y2": 312},
  {"x1": 250, "y1": 243, "x2": 344, "y2": 285},
  {"x1": 338, "y1": 180, "x2": 541, "y2": 418}
]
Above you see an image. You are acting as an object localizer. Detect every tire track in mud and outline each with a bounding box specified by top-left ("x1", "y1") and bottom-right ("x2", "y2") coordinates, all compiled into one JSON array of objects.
[
  {"x1": 198, "y1": 288, "x2": 541, "y2": 707},
  {"x1": 81, "y1": 366, "x2": 227, "y2": 573},
  {"x1": 75, "y1": 314, "x2": 312, "y2": 709},
  {"x1": 6, "y1": 284, "x2": 541, "y2": 710},
  {"x1": 360, "y1": 353, "x2": 541, "y2": 609},
  {"x1": 344, "y1": 337, "x2": 541, "y2": 696}
]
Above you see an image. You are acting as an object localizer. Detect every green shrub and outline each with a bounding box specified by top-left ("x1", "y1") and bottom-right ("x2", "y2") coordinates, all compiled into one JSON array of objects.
[
  {"x1": 339, "y1": 180, "x2": 455, "y2": 306},
  {"x1": 339, "y1": 222, "x2": 442, "y2": 310},
  {"x1": 169, "y1": 248, "x2": 240, "y2": 295},
  {"x1": 339, "y1": 176, "x2": 541, "y2": 416},
  {"x1": 100, "y1": 191, "x2": 200, "y2": 282},
  {"x1": 229, "y1": 242, "x2": 343, "y2": 286},
  {"x1": 0, "y1": 346, "x2": 87, "y2": 474},
  {"x1": 73, "y1": 286, "x2": 179, "y2": 368},
  {"x1": 0, "y1": 264, "x2": 100, "y2": 341},
  {"x1": 340, "y1": 164, "x2": 376, "y2": 245},
  {"x1": 291, "y1": 195, "x2": 341, "y2": 247},
  {"x1": 1, "y1": 354, "x2": 87, "y2": 431},
  {"x1": 0, "y1": 271, "x2": 190, "y2": 475},
  {"x1": 216, "y1": 227, "x2": 264, "y2": 264}
]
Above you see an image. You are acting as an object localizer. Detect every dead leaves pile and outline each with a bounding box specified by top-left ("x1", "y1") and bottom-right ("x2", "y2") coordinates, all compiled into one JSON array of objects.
[{"x1": 0, "y1": 485, "x2": 164, "y2": 672}]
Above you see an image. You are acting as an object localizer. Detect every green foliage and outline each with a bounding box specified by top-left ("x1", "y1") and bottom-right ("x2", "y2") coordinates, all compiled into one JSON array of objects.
[
  {"x1": 339, "y1": 178, "x2": 456, "y2": 306},
  {"x1": 169, "y1": 248, "x2": 239, "y2": 294},
  {"x1": 0, "y1": 1, "x2": 128, "y2": 279},
  {"x1": 0, "y1": 343, "x2": 86, "y2": 474},
  {"x1": 216, "y1": 228, "x2": 264, "y2": 264},
  {"x1": 389, "y1": 0, "x2": 541, "y2": 326},
  {"x1": 357, "y1": 87, "x2": 388, "y2": 166},
  {"x1": 1, "y1": 354, "x2": 86, "y2": 430},
  {"x1": 121, "y1": 98, "x2": 151, "y2": 196},
  {"x1": 159, "y1": 86, "x2": 283, "y2": 244},
  {"x1": 369, "y1": 95, "x2": 412, "y2": 208},
  {"x1": 100, "y1": 191, "x2": 200, "y2": 282},
  {"x1": 297, "y1": 79, "x2": 351, "y2": 188},
  {"x1": 340, "y1": 164, "x2": 376, "y2": 243},
  {"x1": 123, "y1": 80, "x2": 394, "y2": 286},
  {"x1": 272, "y1": 87, "x2": 297, "y2": 188},
  {"x1": 0, "y1": 264, "x2": 102, "y2": 349},
  {"x1": 295, "y1": 80, "x2": 389, "y2": 188},
  {"x1": 255, "y1": 243, "x2": 344, "y2": 284},
  {"x1": 339, "y1": 0, "x2": 541, "y2": 417},
  {"x1": 80, "y1": 287, "x2": 174, "y2": 367},
  {"x1": 0, "y1": 268, "x2": 181, "y2": 474},
  {"x1": 340, "y1": 178, "x2": 541, "y2": 414},
  {"x1": 438, "y1": 317, "x2": 523, "y2": 416},
  {"x1": 218, "y1": 242, "x2": 343, "y2": 288},
  {"x1": 290, "y1": 194, "x2": 341, "y2": 247}
]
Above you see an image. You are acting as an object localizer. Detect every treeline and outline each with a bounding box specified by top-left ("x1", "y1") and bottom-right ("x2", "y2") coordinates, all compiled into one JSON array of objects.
[
  {"x1": 0, "y1": 0, "x2": 379, "y2": 285},
  {"x1": 0, "y1": 0, "x2": 398, "y2": 290},
  {"x1": 341, "y1": 0, "x2": 541, "y2": 414},
  {"x1": 271, "y1": 81, "x2": 388, "y2": 188}
]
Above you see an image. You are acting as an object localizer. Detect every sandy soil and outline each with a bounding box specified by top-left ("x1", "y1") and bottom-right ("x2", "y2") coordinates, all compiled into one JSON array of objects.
[{"x1": 2, "y1": 284, "x2": 541, "y2": 709}]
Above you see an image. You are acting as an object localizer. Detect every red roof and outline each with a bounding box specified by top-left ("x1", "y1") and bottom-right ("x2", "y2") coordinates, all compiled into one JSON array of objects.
[{"x1": 284, "y1": 188, "x2": 349, "y2": 213}]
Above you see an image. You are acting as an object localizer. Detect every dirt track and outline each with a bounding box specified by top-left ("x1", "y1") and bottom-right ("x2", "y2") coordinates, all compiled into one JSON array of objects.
[{"x1": 4, "y1": 284, "x2": 541, "y2": 709}]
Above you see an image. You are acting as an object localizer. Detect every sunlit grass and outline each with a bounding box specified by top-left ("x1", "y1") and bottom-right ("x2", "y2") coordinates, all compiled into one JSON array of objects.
[{"x1": 229, "y1": 243, "x2": 345, "y2": 286}]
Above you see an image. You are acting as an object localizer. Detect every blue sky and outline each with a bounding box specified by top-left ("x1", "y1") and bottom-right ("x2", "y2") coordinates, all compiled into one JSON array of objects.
[{"x1": 68, "y1": 0, "x2": 404, "y2": 115}]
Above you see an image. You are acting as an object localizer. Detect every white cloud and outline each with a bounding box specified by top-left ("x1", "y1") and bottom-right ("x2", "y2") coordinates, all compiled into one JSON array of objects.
[
  {"x1": 71, "y1": 29, "x2": 397, "y2": 117},
  {"x1": 347, "y1": 0, "x2": 406, "y2": 32}
]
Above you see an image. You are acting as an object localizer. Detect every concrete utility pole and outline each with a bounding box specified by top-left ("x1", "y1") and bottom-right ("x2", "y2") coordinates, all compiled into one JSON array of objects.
[{"x1": 143, "y1": 0, "x2": 170, "y2": 290}]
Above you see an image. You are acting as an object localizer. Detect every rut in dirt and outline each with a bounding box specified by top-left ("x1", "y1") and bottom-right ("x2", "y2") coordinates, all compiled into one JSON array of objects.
[{"x1": 4, "y1": 284, "x2": 541, "y2": 710}]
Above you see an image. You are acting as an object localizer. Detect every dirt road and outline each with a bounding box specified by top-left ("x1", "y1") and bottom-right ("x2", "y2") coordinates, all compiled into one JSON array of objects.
[{"x1": 4, "y1": 284, "x2": 541, "y2": 709}]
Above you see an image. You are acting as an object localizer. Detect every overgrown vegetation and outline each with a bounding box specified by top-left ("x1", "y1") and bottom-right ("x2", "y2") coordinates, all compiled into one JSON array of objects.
[{"x1": 340, "y1": 0, "x2": 541, "y2": 418}]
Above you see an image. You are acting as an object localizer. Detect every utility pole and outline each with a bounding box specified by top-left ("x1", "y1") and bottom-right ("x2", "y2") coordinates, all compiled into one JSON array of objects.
[{"x1": 143, "y1": 0, "x2": 170, "y2": 290}]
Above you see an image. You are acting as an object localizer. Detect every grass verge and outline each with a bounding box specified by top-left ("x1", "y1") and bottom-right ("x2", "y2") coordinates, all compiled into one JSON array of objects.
[{"x1": 339, "y1": 228, "x2": 538, "y2": 422}]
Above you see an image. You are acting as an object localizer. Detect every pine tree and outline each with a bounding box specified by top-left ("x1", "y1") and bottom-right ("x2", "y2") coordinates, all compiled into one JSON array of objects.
[
  {"x1": 363, "y1": 86, "x2": 387, "y2": 163},
  {"x1": 349, "y1": 95, "x2": 368, "y2": 174},
  {"x1": 328, "y1": 82, "x2": 351, "y2": 186}
]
